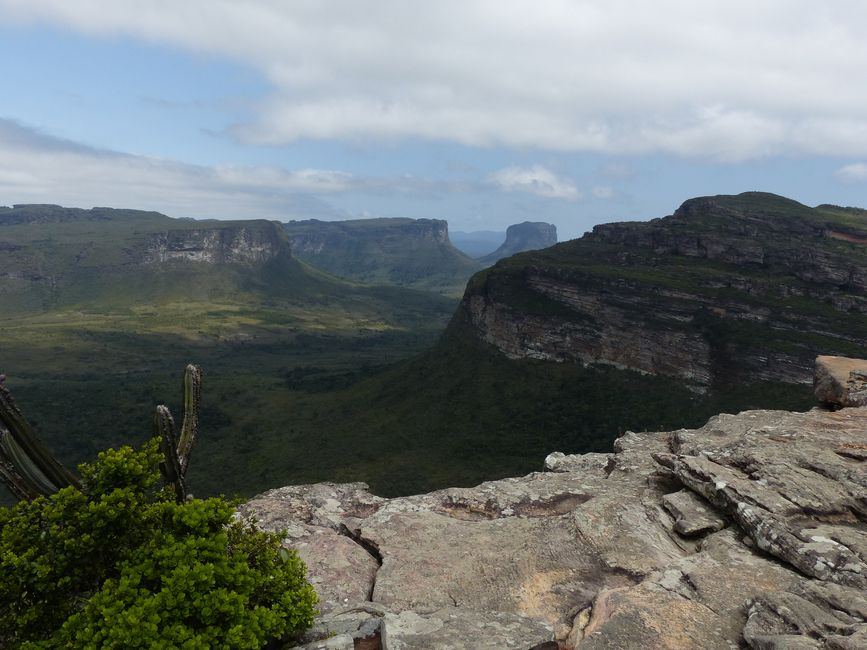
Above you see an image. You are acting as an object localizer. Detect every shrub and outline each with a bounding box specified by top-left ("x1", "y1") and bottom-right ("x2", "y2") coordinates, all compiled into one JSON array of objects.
[{"x1": 0, "y1": 438, "x2": 317, "y2": 648}]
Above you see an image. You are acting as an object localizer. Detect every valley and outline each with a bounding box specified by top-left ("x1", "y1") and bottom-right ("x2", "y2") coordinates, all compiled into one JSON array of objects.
[{"x1": 4, "y1": 193, "x2": 863, "y2": 502}]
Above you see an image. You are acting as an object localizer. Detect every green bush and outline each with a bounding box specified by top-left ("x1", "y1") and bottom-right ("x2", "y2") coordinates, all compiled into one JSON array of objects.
[{"x1": 0, "y1": 438, "x2": 317, "y2": 648}]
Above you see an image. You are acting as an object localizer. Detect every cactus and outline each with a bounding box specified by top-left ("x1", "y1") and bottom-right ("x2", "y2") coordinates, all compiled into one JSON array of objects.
[
  {"x1": 0, "y1": 378, "x2": 80, "y2": 499},
  {"x1": 0, "y1": 365, "x2": 202, "y2": 503},
  {"x1": 155, "y1": 364, "x2": 202, "y2": 502}
]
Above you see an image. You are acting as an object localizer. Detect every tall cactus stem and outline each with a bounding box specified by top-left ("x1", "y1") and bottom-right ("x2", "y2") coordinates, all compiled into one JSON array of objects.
[
  {"x1": 155, "y1": 405, "x2": 186, "y2": 502},
  {"x1": 0, "y1": 383, "x2": 80, "y2": 497},
  {"x1": 176, "y1": 364, "x2": 201, "y2": 475}
]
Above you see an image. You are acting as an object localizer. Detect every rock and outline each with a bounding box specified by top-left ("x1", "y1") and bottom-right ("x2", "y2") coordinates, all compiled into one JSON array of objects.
[
  {"x1": 662, "y1": 489, "x2": 726, "y2": 537},
  {"x1": 544, "y1": 451, "x2": 611, "y2": 475},
  {"x1": 244, "y1": 362, "x2": 867, "y2": 649},
  {"x1": 478, "y1": 221, "x2": 557, "y2": 264},
  {"x1": 815, "y1": 355, "x2": 867, "y2": 407},
  {"x1": 380, "y1": 608, "x2": 553, "y2": 650}
]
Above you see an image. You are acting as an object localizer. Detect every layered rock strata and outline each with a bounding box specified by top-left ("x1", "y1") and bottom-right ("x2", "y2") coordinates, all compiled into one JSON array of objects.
[
  {"x1": 241, "y1": 374, "x2": 867, "y2": 648},
  {"x1": 458, "y1": 193, "x2": 867, "y2": 388}
]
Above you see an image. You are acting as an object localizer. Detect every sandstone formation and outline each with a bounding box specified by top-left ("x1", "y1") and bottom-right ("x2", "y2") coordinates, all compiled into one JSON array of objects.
[
  {"x1": 457, "y1": 193, "x2": 867, "y2": 388},
  {"x1": 240, "y1": 360, "x2": 867, "y2": 649},
  {"x1": 478, "y1": 222, "x2": 558, "y2": 265},
  {"x1": 283, "y1": 217, "x2": 480, "y2": 292},
  {"x1": 0, "y1": 204, "x2": 294, "y2": 312},
  {"x1": 816, "y1": 355, "x2": 867, "y2": 408},
  {"x1": 142, "y1": 225, "x2": 284, "y2": 265}
]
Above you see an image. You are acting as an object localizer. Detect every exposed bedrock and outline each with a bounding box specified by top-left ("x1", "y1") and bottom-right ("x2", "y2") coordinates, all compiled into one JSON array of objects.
[{"x1": 239, "y1": 361, "x2": 867, "y2": 649}]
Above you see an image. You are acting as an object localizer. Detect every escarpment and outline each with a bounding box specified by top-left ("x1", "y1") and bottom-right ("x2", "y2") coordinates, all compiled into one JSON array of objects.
[
  {"x1": 0, "y1": 204, "x2": 294, "y2": 311},
  {"x1": 283, "y1": 217, "x2": 480, "y2": 292},
  {"x1": 455, "y1": 192, "x2": 867, "y2": 389},
  {"x1": 242, "y1": 357, "x2": 867, "y2": 649}
]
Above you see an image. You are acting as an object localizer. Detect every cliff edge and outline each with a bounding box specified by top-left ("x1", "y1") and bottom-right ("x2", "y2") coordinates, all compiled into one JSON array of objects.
[
  {"x1": 458, "y1": 192, "x2": 867, "y2": 390},
  {"x1": 241, "y1": 356, "x2": 867, "y2": 649}
]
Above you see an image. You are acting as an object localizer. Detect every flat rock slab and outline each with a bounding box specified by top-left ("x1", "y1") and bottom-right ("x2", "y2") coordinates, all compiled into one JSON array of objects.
[
  {"x1": 662, "y1": 489, "x2": 725, "y2": 537},
  {"x1": 381, "y1": 608, "x2": 553, "y2": 650}
]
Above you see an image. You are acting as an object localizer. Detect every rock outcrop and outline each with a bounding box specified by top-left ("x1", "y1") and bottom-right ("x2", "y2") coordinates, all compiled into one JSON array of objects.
[
  {"x1": 816, "y1": 355, "x2": 867, "y2": 408},
  {"x1": 478, "y1": 222, "x2": 558, "y2": 265},
  {"x1": 0, "y1": 204, "x2": 296, "y2": 312},
  {"x1": 457, "y1": 193, "x2": 867, "y2": 389},
  {"x1": 240, "y1": 358, "x2": 867, "y2": 649},
  {"x1": 284, "y1": 217, "x2": 480, "y2": 293},
  {"x1": 142, "y1": 224, "x2": 284, "y2": 265}
]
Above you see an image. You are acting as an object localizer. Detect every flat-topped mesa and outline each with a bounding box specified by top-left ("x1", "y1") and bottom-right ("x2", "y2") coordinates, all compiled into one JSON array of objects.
[
  {"x1": 0, "y1": 204, "x2": 299, "y2": 313},
  {"x1": 478, "y1": 221, "x2": 558, "y2": 264},
  {"x1": 283, "y1": 217, "x2": 480, "y2": 291},
  {"x1": 242, "y1": 356, "x2": 867, "y2": 649},
  {"x1": 456, "y1": 192, "x2": 867, "y2": 389}
]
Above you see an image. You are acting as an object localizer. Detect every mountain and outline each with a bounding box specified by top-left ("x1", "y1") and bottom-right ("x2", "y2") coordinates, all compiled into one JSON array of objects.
[
  {"x1": 477, "y1": 220, "x2": 557, "y2": 264},
  {"x1": 0, "y1": 204, "x2": 459, "y2": 502},
  {"x1": 219, "y1": 191, "x2": 867, "y2": 498},
  {"x1": 8, "y1": 192, "x2": 864, "y2": 503},
  {"x1": 449, "y1": 229, "x2": 504, "y2": 257},
  {"x1": 0, "y1": 204, "x2": 307, "y2": 313},
  {"x1": 460, "y1": 192, "x2": 867, "y2": 390},
  {"x1": 283, "y1": 217, "x2": 481, "y2": 295}
]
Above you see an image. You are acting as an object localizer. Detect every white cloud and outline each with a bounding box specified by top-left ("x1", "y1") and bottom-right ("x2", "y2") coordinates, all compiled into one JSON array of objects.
[
  {"x1": 4, "y1": 1, "x2": 867, "y2": 158},
  {"x1": 591, "y1": 186, "x2": 614, "y2": 199},
  {"x1": 488, "y1": 165, "x2": 580, "y2": 200},
  {"x1": 835, "y1": 163, "x2": 867, "y2": 183},
  {"x1": 0, "y1": 119, "x2": 352, "y2": 219}
]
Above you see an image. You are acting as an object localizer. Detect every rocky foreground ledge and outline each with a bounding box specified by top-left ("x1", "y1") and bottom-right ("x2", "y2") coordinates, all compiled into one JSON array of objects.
[{"x1": 240, "y1": 357, "x2": 867, "y2": 649}]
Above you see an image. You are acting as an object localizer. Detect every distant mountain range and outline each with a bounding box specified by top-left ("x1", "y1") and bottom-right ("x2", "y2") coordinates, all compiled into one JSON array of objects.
[
  {"x1": 6, "y1": 193, "x2": 861, "y2": 500},
  {"x1": 284, "y1": 217, "x2": 559, "y2": 295},
  {"x1": 253, "y1": 192, "x2": 867, "y2": 496}
]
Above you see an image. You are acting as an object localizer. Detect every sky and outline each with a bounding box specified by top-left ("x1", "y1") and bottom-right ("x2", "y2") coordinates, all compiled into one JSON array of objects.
[{"x1": 2, "y1": 2, "x2": 867, "y2": 239}]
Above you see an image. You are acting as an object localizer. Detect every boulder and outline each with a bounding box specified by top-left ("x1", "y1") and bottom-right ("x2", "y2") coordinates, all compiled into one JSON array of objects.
[{"x1": 815, "y1": 355, "x2": 867, "y2": 407}]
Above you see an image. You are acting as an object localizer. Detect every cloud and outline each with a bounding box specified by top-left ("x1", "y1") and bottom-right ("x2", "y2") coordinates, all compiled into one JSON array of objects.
[
  {"x1": 488, "y1": 165, "x2": 580, "y2": 200},
  {"x1": 835, "y1": 163, "x2": 867, "y2": 183},
  {"x1": 4, "y1": 1, "x2": 867, "y2": 159},
  {"x1": 0, "y1": 118, "x2": 353, "y2": 219},
  {"x1": 591, "y1": 186, "x2": 614, "y2": 199}
]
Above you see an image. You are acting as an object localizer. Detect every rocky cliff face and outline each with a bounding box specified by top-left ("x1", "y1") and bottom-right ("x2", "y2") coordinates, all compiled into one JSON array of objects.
[
  {"x1": 457, "y1": 193, "x2": 867, "y2": 389},
  {"x1": 283, "y1": 217, "x2": 480, "y2": 293},
  {"x1": 287, "y1": 218, "x2": 450, "y2": 256},
  {"x1": 478, "y1": 221, "x2": 558, "y2": 264},
  {"x1": 241, "y1": 358, "x2": 867, "y2": 649},
  {"x1": 0, "y1": 205, "x2": 292, "y2": 312},
  {"x1": 142, "y1": 223, "x2": 284, "y2": 265}
]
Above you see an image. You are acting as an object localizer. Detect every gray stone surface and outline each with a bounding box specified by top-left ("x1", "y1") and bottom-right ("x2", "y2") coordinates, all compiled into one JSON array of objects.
[
  {"x1": 246, "y1": 377, "x2": 867, "y2": 649},
  {"x1": 662, "y1": 489, "x2": 726, "y2": 536},
  {"x1": 381, "y1": 608, "x2": 553, "y2": 649}
]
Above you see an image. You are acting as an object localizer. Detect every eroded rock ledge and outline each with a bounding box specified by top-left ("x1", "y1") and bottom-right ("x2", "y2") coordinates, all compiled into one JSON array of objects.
[{"x1": 240, "y1": 363, "x2": 867, "y2": 650}]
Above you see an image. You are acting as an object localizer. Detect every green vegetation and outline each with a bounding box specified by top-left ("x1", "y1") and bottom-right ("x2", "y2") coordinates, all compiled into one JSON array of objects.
[
  {"x1": 0, "y1": 438, "x2": 317, "y2": 648},
  {"x1": 187, "y1": 330, "x2": 814, "y2": 497}
]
